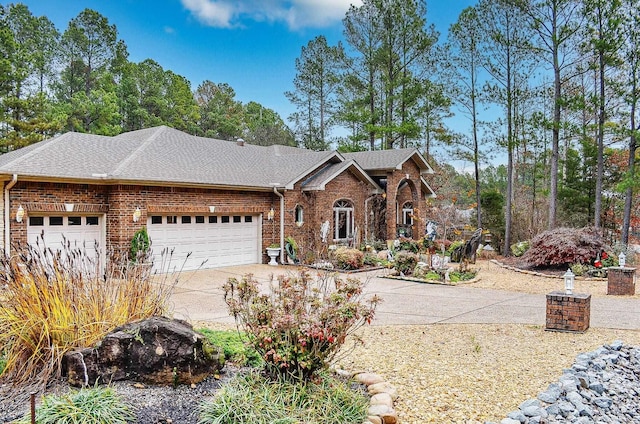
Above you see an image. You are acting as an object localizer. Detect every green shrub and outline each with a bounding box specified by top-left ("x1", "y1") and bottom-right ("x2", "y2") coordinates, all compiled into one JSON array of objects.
[
  {"x1": 16, "y1": 387, "x2": 134, "y2": 424},
  {"x1": 0, "y1": 353, "x2": 5, "y2": 376},
  {"x1": 449, "y1": 270, "x2": 478, "y2": 282},
  {"x1": 510, "y1": 241, "x2": 530, "y2": 257},
  {"x1": 223, "y1": 272, "x2": 379, "y2": 381},
  {"x1": 198, "y1": 328, "x2": 262, "y2": 367},
  {"x1": 447, "y1": 240, "x2": 464, "y2": 256},
  {"x1": 199, "y1": 370, "x2": 368, "y2": 424},
  {"x1": 334, "y1": 247, "x2": 364, "y2": 270},
  {"x1": 394, "y1": 252, "x2": 418, "y2": 275},
  {"x1": 130, "y1": 226, "x2": 151, "y2": 262}
]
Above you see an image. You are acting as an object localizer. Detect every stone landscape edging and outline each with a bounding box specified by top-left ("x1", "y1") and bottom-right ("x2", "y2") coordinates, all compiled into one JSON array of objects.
[{"x1": 491, "y1": 259, "x2": 607, "y2": 281}]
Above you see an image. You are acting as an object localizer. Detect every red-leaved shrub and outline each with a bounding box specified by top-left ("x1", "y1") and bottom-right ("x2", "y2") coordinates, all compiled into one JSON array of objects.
[
  {"x1": 223, "y1": 271, "x2": 380, "y2": 381},
  {"x1": 521, "y1": 227, "x2": 609, "y2": 268},
  {"x1": 334, "y1": 247, "x2": 364, "y2": 270}
]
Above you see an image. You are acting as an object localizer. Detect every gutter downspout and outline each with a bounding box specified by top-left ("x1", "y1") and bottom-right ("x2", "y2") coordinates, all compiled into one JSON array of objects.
[
  {"x1": 4, "y1": 174, "x2": 18, "y2": 255},
  {"x1": 273, "y1": 186, "x2": 285, "y2": 264}
]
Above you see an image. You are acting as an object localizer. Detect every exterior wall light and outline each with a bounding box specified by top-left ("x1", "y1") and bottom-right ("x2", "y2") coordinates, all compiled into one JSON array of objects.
[
  {"x1": 133, "y1": 207, "x2": 142, "y2": 223},
  {"x1": 267, "y1": 208, "x2": 275, "y2": 221},
  {"x1": 563, "y1": 268, "x2": 575, "y2": 295},
  {"x1": 16, "y1": 205, "x2": 25, "y2": 223},
  {"x1": 619, "y1": 252, "x2": 626, "y2": 268}
]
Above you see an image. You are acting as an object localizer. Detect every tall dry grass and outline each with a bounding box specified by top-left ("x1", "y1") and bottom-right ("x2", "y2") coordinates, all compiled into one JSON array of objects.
[{"x1": 0, "y1": 237, "x2": 178, "y2": 388}]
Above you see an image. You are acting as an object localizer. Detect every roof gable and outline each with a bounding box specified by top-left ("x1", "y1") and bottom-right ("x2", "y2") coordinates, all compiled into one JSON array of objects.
[
  {"x1": 300, "y1": 160, "x2": 382, "y2": 193},
  {"x1": 343, "y1": 149, "x2": 434, "y2": 174}
]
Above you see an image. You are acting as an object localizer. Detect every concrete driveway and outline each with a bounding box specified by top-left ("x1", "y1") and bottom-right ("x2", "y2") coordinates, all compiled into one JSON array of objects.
[{"x1": 168, "y1": 264, "x2": 640, "y2": 330}]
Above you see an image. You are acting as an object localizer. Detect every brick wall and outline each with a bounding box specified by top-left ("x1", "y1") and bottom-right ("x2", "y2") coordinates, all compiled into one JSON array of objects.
[
  {"x1": 9, "y1": 181, "x2": 274, "y2": 262},
  {"x1": 283, "y1": 169, "x2": 374, "y2": 261},
  {"x1": 546, "y1": 291, "x2": 591, "y2": 332},
  {"x1": 607, "y1": 267, "x2": 636, "y2": 295},
  {"x1": 384, "y1": 160, "x2": 426, "y2": 240}
]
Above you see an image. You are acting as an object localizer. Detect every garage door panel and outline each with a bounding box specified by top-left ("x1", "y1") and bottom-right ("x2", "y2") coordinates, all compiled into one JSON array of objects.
[
  {"x1": 27, "y1": 215, "x2": 104, "y2": 262},
  {"x1": 147, "y1": 214, "x2": 260, "y2": 271}
]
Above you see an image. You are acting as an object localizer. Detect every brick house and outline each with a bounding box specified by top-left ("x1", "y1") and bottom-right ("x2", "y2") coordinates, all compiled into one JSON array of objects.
[{"x1": 0, "y1": 126, "x2": 435, "y2": 270}]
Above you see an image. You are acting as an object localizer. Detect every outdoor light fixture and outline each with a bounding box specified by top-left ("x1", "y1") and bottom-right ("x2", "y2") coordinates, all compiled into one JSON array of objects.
[
  {"x1": 619, "y1": 252, "x2": 626, "y2": 268},
  {"x1": 132, "y1": 207, "x2": 142, "y2": 223},
  {"x1": 563, "y1": 268, "x2": 575, "y2": 295},
  {"x1": 267, "y1": 208, "x2": 275, "y2": 221},
  {"x1": 16, "y1": 205, "x2": 24, "y2": 223}
]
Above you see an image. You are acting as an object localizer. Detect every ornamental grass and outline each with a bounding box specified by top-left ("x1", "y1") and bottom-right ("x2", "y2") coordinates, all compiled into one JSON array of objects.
[{"x1": 0, "y1": 237, "x2": 178, "y2": 388}]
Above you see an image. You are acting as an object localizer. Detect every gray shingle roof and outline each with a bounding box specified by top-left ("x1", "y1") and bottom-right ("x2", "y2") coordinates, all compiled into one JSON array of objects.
[
  {"x1": 343, "y1": 149, "x2": 433, "y2": 173},
  {"x1": 0, "y1": 127, "x2": 351, "y2": 190}
]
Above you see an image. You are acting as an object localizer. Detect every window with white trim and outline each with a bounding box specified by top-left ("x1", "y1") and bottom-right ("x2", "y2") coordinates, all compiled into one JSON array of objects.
[
  {"x1": 333, "y1": 200, "x2": 354, "y2": 241},
  {"x1": 402, "y1": 202, "x2": 413, "y2": 226},
  {"x1": 294, "y1": 205, "x2": 304, "y2": 226}
]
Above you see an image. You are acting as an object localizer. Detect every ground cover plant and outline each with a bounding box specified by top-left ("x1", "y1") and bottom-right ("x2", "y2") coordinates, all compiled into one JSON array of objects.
[
  {"x1": 198, "y1": 328, "x2": 262, "y2": 367},
  {"x1": 15, "y1": 386, "x2": 134, "y2": 424},
  {"x1": 199, "y1": 370, "x2": 369, "y2": 424},
  {"x1": 0, "y1": 238, "x2": 177, "y2": 387}
]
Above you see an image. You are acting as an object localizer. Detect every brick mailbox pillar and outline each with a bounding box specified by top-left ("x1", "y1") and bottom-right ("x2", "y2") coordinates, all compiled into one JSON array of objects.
[
  {"x1": 546, "y1": 291, "x2": 591, "y2": 333},
  {"x1": 607, "y1": 267, "x2": 636, "y2": 296}
]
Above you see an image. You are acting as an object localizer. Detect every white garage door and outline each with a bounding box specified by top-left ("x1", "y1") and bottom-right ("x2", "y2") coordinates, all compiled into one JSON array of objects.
[
  {"x1": 147, "y1": 214, "x2": 261, "y2": 271},
  {"x1": 27, "y1": 215, "x2": 104, "y2": 263}
]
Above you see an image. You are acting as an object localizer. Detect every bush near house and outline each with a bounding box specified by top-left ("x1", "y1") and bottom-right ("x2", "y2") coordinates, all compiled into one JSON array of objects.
[
  {"x1": 223, "y1": 271, "x2": 380, "y2": 381},
  {"x1": 334, "y1": 247, "x2": 364, "y2": 270}
]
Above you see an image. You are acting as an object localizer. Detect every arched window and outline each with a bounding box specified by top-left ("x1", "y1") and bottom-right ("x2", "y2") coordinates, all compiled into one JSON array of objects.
[
  {"x1": 294, "y1": 204, "x2": 304, "y2": 226},
  {"x1": 402, "y1": 202, "x2": 413, "y2": 226},
  {"x1": 333, "y1": 200, "x2": 354, "y2": 241}
]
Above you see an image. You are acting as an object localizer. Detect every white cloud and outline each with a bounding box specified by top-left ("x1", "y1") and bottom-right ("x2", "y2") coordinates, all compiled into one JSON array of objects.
[{"x1": 181, "y1": 0, "x2": 362, "y2": 29}]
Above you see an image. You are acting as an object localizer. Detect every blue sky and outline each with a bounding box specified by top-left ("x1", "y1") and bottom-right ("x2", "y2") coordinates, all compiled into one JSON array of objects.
[{"x1": 11, "y1": 0, "x2": 477, "y2": 125}]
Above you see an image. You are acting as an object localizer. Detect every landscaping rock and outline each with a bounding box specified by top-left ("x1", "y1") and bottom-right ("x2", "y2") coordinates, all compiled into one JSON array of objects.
[
  {"x1": 489, "y1": 341, "x2": 640, "y2": 424},
  {"x1": 63, "y1": 316, "x2": 223, "y2": 387}
]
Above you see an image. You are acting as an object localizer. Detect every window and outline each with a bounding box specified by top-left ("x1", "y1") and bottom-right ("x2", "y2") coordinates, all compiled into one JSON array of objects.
[
  {"x1": 244, "y1": 216, "x2": 253, "y2": 223},
  {"x1": 49, "y1": 216, "x2": 63, "y2": 226},
  {"x1": 209, "y1": 216, "x2": 218, "y2": 224},
  {"x1": 333, "y1": 200, "x2": 354, "y2": 241},
  {"x1": 151, "y1": 216, "x2": 162, "y2": 224},
  {"x1": 294, "y1": 205, "x2": 304, "y2": 226},
  {"x1": 29, "y1": 216, "x2": 44, "y2": 226},
  {"x1": 233, "y1": 215, "x2": 241, "y2": 223},
  {"x1": 195, "y1": 216, "x2": 205, "y2": 223},
  {"x1": 222, "y1": 216, "x2": 230, "y2": 223},
  {"x1": 68, "y1": 216, "x2": 82, "y2": 226},
  {"x1": 181, "y1": 216, "x2": 192, "y2": 224},
  {"x1": 402, "y1": 202, "x2": 413, "y2": 226},
  {"x1": 167, "y1": 216, "x2": 177, "y2": 224},
  {"x1": 86, "y1": 216, "x2": 99, "y2": 226}
]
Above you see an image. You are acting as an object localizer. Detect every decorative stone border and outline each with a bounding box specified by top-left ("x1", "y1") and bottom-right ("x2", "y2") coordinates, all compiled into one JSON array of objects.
[
  {"x1": 382, "y1": 273, "x2": 481, "y2": 286},
  {"x1": 334, "y1": 368, "x2": 400, "y2": 424},
  {"x1": 490, "y1": 259, "x2": 607, "y2": 281}
]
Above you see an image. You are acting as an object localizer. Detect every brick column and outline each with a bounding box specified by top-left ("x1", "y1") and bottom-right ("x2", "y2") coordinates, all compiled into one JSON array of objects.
[
  {"x1": 546, "y1": 291, "x2": 591, "y2": 333},
  {"x1": 607, "y1": 267, "x2": 636, "y2": 296}
]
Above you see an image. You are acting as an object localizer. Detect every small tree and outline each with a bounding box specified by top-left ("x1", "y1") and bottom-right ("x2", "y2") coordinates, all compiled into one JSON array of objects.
[{"x1": 129, "y1": 226, "x2": 150, "y2": 263}]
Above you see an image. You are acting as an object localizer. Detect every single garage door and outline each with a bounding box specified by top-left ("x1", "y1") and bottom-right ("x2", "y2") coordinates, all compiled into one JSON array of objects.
[
  {"x1": 27, "y1": 215, "x2": 104, "y2": 263},
  {"x1": 147, "y1": 214, "x2": 261, "y2": 271}
]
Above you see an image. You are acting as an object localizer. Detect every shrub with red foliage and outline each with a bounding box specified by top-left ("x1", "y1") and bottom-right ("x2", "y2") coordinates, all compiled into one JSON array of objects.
[{"x1": 521, "y1": 227, "x2": 609, "y2": 268}]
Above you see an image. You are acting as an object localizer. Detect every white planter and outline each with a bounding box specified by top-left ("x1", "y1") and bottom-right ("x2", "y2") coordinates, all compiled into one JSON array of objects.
[{"x1": 266, "y1": 248, "x2": 281, "y2": 266}]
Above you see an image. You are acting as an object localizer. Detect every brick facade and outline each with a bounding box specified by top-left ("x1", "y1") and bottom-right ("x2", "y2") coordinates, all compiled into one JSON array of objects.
[
  {"x1": 384, "y1": 160, "x2": 426, "y2": 240},
  {"x1": 5, "y1": 156, "x2": 430, "y2": 267},
  {"x1": 607, "y1": 267, "x2": 636, "y2": 295},
  {"x1": 546, "y1": 291, "x2": 591, "y2": 332}
]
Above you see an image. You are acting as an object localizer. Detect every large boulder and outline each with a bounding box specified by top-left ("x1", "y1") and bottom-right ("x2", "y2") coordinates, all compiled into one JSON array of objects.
[{"x1": 63, "y1": 316, "x2": 223, "y2": 387}]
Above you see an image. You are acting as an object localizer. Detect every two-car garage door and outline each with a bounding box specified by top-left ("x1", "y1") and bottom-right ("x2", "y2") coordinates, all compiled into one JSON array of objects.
[{"x1": 147, "y1": 214, "x2": 261, "y2": 271}]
